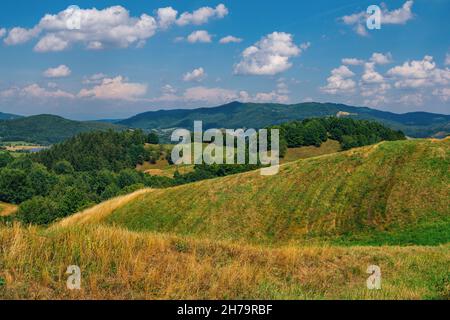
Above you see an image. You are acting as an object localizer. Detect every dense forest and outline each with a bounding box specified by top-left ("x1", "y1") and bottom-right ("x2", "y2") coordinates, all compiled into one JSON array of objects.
[
  {"x1": 273, "y1": 117, "x2": 406, "y2": 156},
  {"x1": 0, "y1": 117, "x2": 406, "y2": 225}
]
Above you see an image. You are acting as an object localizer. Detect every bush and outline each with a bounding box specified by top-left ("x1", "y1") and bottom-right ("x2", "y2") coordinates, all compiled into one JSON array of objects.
[{"x1": 17, "y1": 196, "x2": 62, "y2": 225}]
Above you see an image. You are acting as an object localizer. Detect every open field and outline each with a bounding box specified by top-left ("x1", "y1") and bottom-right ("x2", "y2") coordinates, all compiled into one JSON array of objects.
[
  {"x1": 282, "y1": 140, "x2": 341, "y2": 163},
  {"x1": 0, "y1": 202, "x2": 18, "y2": 217},
  {"x1": 0, "y1": 225, "x2": 448, "y2": 300}
]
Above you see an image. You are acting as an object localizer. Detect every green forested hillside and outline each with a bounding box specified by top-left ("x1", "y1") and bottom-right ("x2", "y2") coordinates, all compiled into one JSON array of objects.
[
  {"x1": 119, "y1": 102, "x2": 450, "y2": 138},
  {"x1": 0, "y1": 114, "x2": 124, "y2": 144},
  {"x1": 0, "y1": 112, "x2": 22, "y2": 120}
]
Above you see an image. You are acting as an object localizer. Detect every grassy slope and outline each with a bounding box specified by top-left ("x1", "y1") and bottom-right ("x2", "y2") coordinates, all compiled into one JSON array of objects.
[
  {"x1": 1, "y1": 139, "x2": 448, "y2": 300},
  {"x1": 282, "y1": 140, "x2": 341, "y2": 163},
  {"x1": 103, "y1": 138, "x2": 450, "y2": 246},
  {"x1": 1, "y1": 225, "x2": 448, "y2": 299},
  {"x1": 0, "y1": 202, "x2": 18, "y2": 217}
]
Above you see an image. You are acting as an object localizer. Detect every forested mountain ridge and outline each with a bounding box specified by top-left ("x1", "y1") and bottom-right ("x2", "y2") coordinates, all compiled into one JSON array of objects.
[
  {"x1": 0, "y1": 112, "x2": 22, "y2": 120},
  {"x1": 0, "y1": 114, "x2": 124, "y2": 144},
  {"x1": 119, "y1": 101, "x2": 450, "y2": 138}
]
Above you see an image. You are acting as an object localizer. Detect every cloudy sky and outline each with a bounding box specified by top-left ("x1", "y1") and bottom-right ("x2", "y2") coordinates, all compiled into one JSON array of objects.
[{"x1": 0, "y1": 0, "x2": 449, "y2": 120}]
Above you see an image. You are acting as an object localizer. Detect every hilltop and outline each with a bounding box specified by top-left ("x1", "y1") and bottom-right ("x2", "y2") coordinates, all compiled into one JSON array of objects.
[
  {"x1": 0, "y1": 114, "x2": 124, "y2": 144},
  {"x1": 61, "y1": 138, "x2": 450, "y2": 246},
  {"x1": 0, "y1": 112, "x2": 22, "y2": 121},
  {"x1": 118, "y1": 102, "x2": 450, "y2": 138}
]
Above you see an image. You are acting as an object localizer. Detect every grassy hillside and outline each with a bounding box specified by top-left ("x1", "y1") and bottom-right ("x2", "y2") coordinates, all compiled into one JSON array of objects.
[
  {"x1": 119, "y1": 102, "x2": 450, "y2": 138},
  {"x1": 0, "y1": 202, "x2": 17, "y2": 217},
  {"x1": 0, "y1": 114, "x2": 124, "y2": 144},
  {"x1": 86, "y1": 138, "x2": 450, "y2": 246},
  {"x1": 0, "y1": 224, "x2": 448, "y2": 300}
]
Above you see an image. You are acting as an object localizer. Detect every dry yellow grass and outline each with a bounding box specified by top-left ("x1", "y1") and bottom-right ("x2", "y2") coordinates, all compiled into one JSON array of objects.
[
  {"x1": 0, "y1": 202, "x2": 18, "y2": 217},
  {"x1": 282, "y1": 139, "x2": 341, "y2": 163},
  {"x1": 52, "y1": 189, "x2": 153, "y2": 229},
  {"x1": 0, "y1": 224, "x2": 448, "y2": 300}
]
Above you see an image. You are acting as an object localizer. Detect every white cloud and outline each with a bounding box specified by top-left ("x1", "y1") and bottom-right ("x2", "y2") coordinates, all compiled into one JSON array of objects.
[
  {"x1": 361, "y1": 63, "x2": 385, "y2": 84},
  {"x1": 43, "y1": 65, "x2": 72, "y2": 78},
  {"x1": 34, "y1": 34, "x2": 70, "y2": 52},
  {"x1": 0, "y1": 84, "x2": 74, "y2": 100},
  {"x1": 82, "y1": 73, "x2": 107, "y2": 84},
  {"x1": 156, "y1": 7, "x2": 178, "y2": 29},
  {"x1": 161, "y1": 84, "x2": 177, "y2": 95},
  {"x1": 219, "y1": 35, "x2": 243, "y2": 44},
  {"x1": 382, "y1": 1, "x2": 414, "y2": 24},
  {"x1": 234, "y1": 32, "x2": 308, "y2": 76},
  {"x1": 78, "y1": 76, "x2": 147, "y2": 100},
  {"x1": 370, "y1": 52, "x2": 393, "y2": 65},
  {"x1": 3, "y1": 4, "x2": 228, "y2": 52},
  {"x1": 4, "y1": 27, "x2": 40, "y2": 45},
  {"x1": 183, "y1": 67, "x2": 207, "y2": 82},
  {"x1": 387, "y1": 55, "x2": 450, "y2": 88},
  {"x1": 176, "y1": 4, "x2": 228, "y2": 26},
  {"x1": 152, "y1": 85, "x2": 289, "y2": 105},
  {"x1": 321, "y1": 65, "x2": 356, "y2": 94},
  {"x1": 187, "y1": 30, "x2": 212, "y2": 43},
  {"x1": 253, "y1": 91, "x2": 289, "y2": 104},
  {"x1": 445, "y1": 54, "x2": 450, "y2": 66},
  {"x1": 342, "y1": 58, "x2": 365, "y2": 66},
  {"x1": 433, "y1": 88, "x2": 450, "y2": 102},
  {"x1": 341, "y1": 1, "x2": 414, "y2": 36},
  {"x1": 398, "y1": 93, "x2": 424, "y2": 106},
  {"x1": 0, "y1": 28, "x2": 6, "y2": 38}
]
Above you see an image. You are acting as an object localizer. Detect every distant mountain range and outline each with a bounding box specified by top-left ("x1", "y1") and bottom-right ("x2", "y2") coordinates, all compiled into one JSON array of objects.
[
  {"x1": 0, "y1": 114, "x2": 123, "y2": 144},
  {"x1": 118, "y1": 102, "x2": 450, "y2": 138},
  {"x1": 0, "y1": 102, "x2": 449, "y2": 144}
]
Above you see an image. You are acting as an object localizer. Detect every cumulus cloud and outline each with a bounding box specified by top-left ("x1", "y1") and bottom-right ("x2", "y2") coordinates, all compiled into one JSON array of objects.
[
  {"x1": 341, "y1": 1, "x2": 414, "y2": 36},
  {"x1": 0, "y1": 84, "x2": 74, "y2": 100},
  {"x1": 342, "y1": 58, "x2": 365, "y2": 66},
  {"x1": 152, "y1": 85, "x2": 289, "y2": 105},
  {"x1": 0, "y1": 28, "x2": 6, "y2": 38},
  {"x1": 156, "y1": 7, "x2": 178, "y2": 29},
  {"x1": 43, "y1": 65, "x2": 72, "y2": 78},
  {"x1": 445, "y1": 54, "x2": 450, "y2": 66},
  {"x1": 4, "y1": 27, "x2": 41, "y2": 45},
  {"x1": 387, "y1": 55, "x2": 450, "y2": 88},
  {"x1": 234, "y1": 32, "x2": 308, "y2": 76},
  {"x1": 370, "y1": 52, "x2": 393, "y2": 65},
  {"x1": 78, "y1": 76, "x2": 147, "y2": 100},
  {"x1": 176, "y1": 4, "x2": 228, "y2": 26},
  {"x1": 183, "y1": 67, "x2": 207, "y2": 82},
  {"x1": 321, "y1": 65, "x2": 356, "y2": 94},
  {"x1": 219, "y1": 35, "x2": 243, "y2": 44},
  {"x1": 187, "y1": 30, "x2": 213, "y2": 43},
  {"x1": 361, "y1": 63, "x2": 385, "y2": 84},
  {"x1": 4, "y1": 4, "x2": 228, "y2": 52}
]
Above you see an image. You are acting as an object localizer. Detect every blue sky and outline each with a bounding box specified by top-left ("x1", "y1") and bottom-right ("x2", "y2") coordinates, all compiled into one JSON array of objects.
[{"x1": 0, "y1": 0, "x2": 449, "y2": 119}]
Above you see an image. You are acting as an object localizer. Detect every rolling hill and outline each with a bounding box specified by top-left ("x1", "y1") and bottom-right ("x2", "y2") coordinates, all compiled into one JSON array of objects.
[
  {"x1": 119, "y1": 102, "x2": 450, "y2": 138},
  {"x1": 0, "y1": 112, "x2": 22, "y2": 120},
  {"x1": 60, "y1": 138, "x2": 450, "y2": 246},
  {"x1": 0, "y1": 114, "x2": 125, "y2": 144},
  {"x1": 1, "y1": 138, "x2": 448, "y2": 300}
]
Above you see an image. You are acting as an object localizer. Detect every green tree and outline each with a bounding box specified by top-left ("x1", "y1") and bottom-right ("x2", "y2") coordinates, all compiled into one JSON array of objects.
[
  {"x1": 147, "y1": 132, "x2": 160, "y2": 144},
  {"x1": 17, "y1": 196, "x2": 61, "y2": 225},
  {"x1": 53, "y1": 160, "x2": 75, "y2": 175}
]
